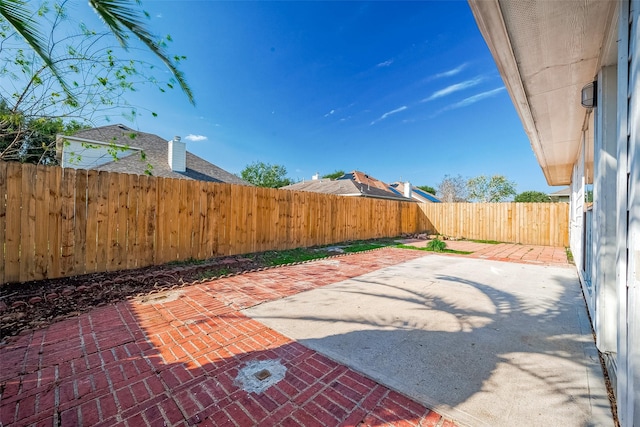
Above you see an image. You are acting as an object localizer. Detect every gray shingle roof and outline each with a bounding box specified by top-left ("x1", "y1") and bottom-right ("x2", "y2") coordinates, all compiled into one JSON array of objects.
[
  {"x1": 548, "y1": 187, "x2": 570, "y2": 196},
  {"x1": 70, "y1": 124, "x2": 250, "y2": 185},
  {"x1": 281, "y1": 179, "x2": 362, "y2": 195},
  {"x1": 282, "y1": 171, "x2": 413, "y2": 202}
]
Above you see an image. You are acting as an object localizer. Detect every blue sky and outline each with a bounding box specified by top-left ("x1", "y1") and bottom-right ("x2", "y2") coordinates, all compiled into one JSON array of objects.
[{"x1": 88, "y1": 1, "x2": 555, "y2": 193}]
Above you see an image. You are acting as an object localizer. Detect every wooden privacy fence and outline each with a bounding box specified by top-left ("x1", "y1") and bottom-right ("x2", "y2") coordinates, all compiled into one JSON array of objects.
[
  {"x1": 0, "y1": 162, "x2": 569, "y2": 284},
  {"x1": 419, "y1": 202, "x2": 569, "y2": 247},
  {"x1": 0, "y1": 162, "x2": 425, "y2": 284}
]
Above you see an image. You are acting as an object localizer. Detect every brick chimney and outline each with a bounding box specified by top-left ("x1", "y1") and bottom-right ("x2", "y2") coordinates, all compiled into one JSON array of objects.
[{"x1": 168, "y1": 136, "x2": 186, "y2": 172}]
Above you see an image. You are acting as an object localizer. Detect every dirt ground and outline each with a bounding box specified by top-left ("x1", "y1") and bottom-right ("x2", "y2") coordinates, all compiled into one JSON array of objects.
[{"x1": 0, "y1": 255, "x2": 270, "y2": 342}]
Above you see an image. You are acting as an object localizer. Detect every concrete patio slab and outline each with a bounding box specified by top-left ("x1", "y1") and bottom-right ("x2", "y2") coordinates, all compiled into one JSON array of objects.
[{"x1": 244, "y1": 255, "x2": 612, "y2": 427}]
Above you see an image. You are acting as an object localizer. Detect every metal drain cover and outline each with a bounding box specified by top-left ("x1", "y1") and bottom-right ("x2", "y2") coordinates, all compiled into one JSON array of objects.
[
  {"x1": 254, "y1": 369, "x2": 271, "y2": 381},
  {"x1": 234, "y1": 360, "x2": 286, "y2": 393}
]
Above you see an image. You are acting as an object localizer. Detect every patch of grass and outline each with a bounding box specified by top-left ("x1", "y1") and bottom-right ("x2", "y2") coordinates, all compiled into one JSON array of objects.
[
  {"x1": 258, "y1": 238, "x2": 397, "y2": 265},
  {"x1": 425, "y1": 238, "x2": 447, "y2": 252},
  {"x1": 342, "y1": 239, "x2": 396, "y2": 253},
  {"x1": 168, "y1": 237, "x2": 403, "y2": 272},
  {"x1": 261, "y1": 248, "x2": 331, "y2": 266},
  {"x1": 197, "y1": 267, "x2": 232, "y2": 280},
  {"x1": 168, "y1": 257, "x2": 206, "y2": 266},
  {"x1": 566, "y1": 247, "x2": 574, "y2": 264},
  {"x1": 467, "y1": 239, "x2": 502, "y2": 244},
  {"x1": 395, "y1": 244, "x2": 473, "y2": 255}
]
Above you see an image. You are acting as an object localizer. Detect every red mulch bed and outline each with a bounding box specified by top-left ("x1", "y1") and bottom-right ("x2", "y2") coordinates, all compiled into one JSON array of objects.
[{"x1": 0, "y1": 255, "x2": 265, "y2": 342}]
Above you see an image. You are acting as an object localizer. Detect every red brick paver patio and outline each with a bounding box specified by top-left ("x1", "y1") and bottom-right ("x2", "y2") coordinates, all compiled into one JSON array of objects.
[
  {"x1": 0, "y1": 245, "x2": 569, "y2": 426},
  {"x1": 1, "y1": 248, "x2": 459, "y2": 427},
  {"x1": 401, "y1": 240, "x2": 569, "y2": 265}
]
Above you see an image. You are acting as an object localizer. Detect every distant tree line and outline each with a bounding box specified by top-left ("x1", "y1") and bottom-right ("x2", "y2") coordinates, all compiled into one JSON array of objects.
[
  {"x1": 239, "y1": 161, "x2": 293, "y2": 188},
  {"x1": 421, "y1": 174, "x2": 555, "y2": 203}
]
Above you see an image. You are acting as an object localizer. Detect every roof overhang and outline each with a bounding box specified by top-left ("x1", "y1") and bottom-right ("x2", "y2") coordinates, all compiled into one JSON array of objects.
[
  {"x1": 55, "y1": 134, "x2": 142, "y2": 155},
  {"x1": 468, "y1": 0, "x2": 618, "y2": 185}
]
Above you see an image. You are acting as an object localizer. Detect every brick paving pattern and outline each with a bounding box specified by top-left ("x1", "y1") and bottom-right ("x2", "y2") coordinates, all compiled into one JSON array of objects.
[
  {"x1": 0, "y1": 245, "x2": 567, "y2": 426},
  {"x1": 403, "y1": 240, "x2": 570, "y2": 265},
  {"x1": 1, "y1": 248, "x2": 457, "y2": 427},
  {"x1": 449, "y1": 241, "x2": 569, "y2": 264}
]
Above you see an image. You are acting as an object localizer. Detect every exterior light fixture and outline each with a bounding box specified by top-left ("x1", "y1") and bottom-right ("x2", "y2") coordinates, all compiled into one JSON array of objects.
[{"x1": 581, "y1": 81, "x2": 597, "y2": 108}]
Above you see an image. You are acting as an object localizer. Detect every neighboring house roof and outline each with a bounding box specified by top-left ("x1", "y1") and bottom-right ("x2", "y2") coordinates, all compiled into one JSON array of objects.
[
  {"x1": 281, "y1": 171, "x2": 413, "y2": 202},
  {"x1": 389, "y1": 182, "x2": 441, "y2": 203},
  {"x1": 281, "y1": 179, "x2": 362, "y2": 196},
  {"x1": 346, "y1": 171, "x2": 390, "y2": 192},
  {"x1": 57, "y1": 124, "x2": 250, "y2": 185},
  {"x1": 548, "y1": 187, "x2": 571, "y2": 197},
  {"x1": 548, "y1": 187, "x2": 570, "y2": 201}
]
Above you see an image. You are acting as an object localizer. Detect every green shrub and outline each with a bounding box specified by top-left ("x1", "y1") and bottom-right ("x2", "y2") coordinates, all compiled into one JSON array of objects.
[{"x1": 426, "y1": 239, "x2": 446, "y2": 252}]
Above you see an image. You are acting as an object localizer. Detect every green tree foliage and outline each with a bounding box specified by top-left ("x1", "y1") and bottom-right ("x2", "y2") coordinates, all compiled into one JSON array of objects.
[
  {"x1": 436, "y1": 174, "x2": 468, "y2": 202},
  {"x1": 240, "y1": 161, "x2": 293, "y2": 188},
  {"x1": 585, "y1": 190, "x2": 593, "y2": 203},
  {"x1": 467, "y1": 175, "x2": 517, "y2": 202},
  {"x1": 417, "y1": 185, "x2": 436, "y2": 195},
  {"x1": 514, "y1": 191, "x2": 551, "y2": 203},
  {"x1": 322, "y1": 170, "x2": 345, "y2": 180},
  {"x1": 0, "y1": 0, "x2": 193, "y2": 104},
  {"x1": 0, "y1": 99, "x2": 87, "y2": 163},
  {"x1": 0, "y1": 1, "x2": 189, "y2": 164}
]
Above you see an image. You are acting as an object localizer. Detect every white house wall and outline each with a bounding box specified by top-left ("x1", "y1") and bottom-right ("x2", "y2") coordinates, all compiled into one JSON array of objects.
[
  {"x1": 468, "y1": 0, "x2": 639, "y2": 423},
  {"x1": 593, "y1": 65, "x2": 619, "y2": 355},
  {"x1": 571, "y1": 1, "x2": 639, "y2": 423},
  {"x1": 616, "y1": 0, "x2": 639, "y2": 425},
  {"x1": 570, "y1": 138, "x2": 586, "y2": 287},
  {"x1": 60, "y1": 139, "x2": 136, "y2": 170},
  {"x1": 570, "y1": 120, "x2": 598, "y2": 317},
  {"x1": 629, "y1": 11, "x2": 640, "y2": 426}
]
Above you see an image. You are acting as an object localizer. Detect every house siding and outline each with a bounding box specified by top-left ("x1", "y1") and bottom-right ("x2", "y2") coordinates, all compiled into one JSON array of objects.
[
  {"x1": 61, "y1": 138, "x2": 136, "y2": 169},
  {"x1": 575, "y1": 2, "x2": 639, "y2": 423},
  {"x1": 468, "y1": 0, "x2": 639, "y2": 423},
  {"x1": 617, "y1": 0, "x2": 640, "y2": 424},
  {"x1": 593, "y1": 65, "x2": 618, "y2": 355}
]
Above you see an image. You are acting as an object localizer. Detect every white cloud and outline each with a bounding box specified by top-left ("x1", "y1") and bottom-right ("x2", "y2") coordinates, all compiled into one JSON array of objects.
[
  {"x1": 421, "y1": 76, "x2": 485, "y2": 102},
  {"x1": 370, "y1": 105, "x2": 408, "y2": 125},
  {"x1": 324, "y1": 109, "x2": 335, "y2": 117},
  {"x1": 381, "y1": 105, "x2": 407, "y2": 119},
  {"x1": 376, "y1": 59, "x2": 394, "y2": 68},
  {"x1": 184, "y1": 134, "x2": 208, "y2": 142},
  {"x1": 432, "y1": 63, "x2": 468, "y2": 79},
  {"x1": 439, "y1": 87, "x2": 506, "y2": 113},
  {"x1": 434, "y1": 62, "x2": 468, "y2": 79}
]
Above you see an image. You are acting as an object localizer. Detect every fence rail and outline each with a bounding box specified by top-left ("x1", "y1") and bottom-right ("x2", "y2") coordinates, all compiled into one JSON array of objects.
[{"x1": 0, "y1": 162, "x2": 569, "y2": 284}]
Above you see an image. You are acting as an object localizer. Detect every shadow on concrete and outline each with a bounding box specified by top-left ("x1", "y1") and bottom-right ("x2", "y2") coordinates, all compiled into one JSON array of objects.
[{"x1": 244, "y1": 256, "x2": 612, "y2": 427}]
